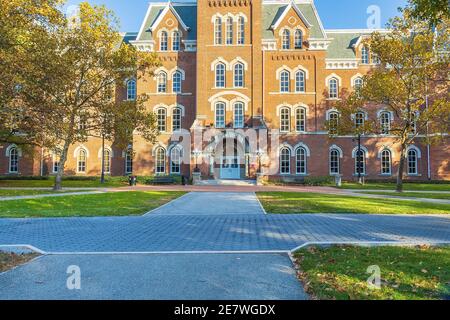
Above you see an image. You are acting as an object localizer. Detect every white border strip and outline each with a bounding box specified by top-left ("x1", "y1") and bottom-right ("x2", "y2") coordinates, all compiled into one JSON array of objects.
[{"x1": 254, "y1": 192, "x2": 268, "y2": 215}]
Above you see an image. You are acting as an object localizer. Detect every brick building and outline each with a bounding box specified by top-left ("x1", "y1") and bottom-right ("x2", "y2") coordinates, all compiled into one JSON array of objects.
[{"x1": 1, "y1": 0, "x2": 449, "y2": 181}]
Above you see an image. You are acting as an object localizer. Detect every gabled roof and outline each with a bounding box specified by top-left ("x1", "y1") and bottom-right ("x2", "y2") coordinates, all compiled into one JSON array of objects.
[
  {"x1": 262, "y1": 1, "x2": 327, "y2": 39},
  {"x1": 270, "y1": 1, "x2": 312, "y2": 30},
  {"x1": 136, "y1": 2, "x2": 197, "y2": 42}
]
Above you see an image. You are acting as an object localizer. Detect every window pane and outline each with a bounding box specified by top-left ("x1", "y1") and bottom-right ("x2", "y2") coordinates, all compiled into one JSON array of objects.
[
  {"x1": 160, "y1": 31, "x2": 168, "y2": 51},
  {"x1": 296, "y1": 108, "x2": 306, "y2": 132},
  {"x1": 157, "y1": 109, "x2": 166, "y2": 132},
  {"x1": 215, "y1": 17, "x2": 222, "y2": 44},
  {"x1": 330, "y1": 149, "x2": 340, "y2": 174},
  {"x1": 234, "y1": 103, "x2": 244, "y2": 128},
  {"x1": 237, "y1": 17, "x2": 245, "y2": 44},
  {"x1": 172, "y1": 31, "x2": 180, "y2": 51},
  {"x1": 280, "y1": 108, "x2": 290, "y2": 132},
  {"x1": 172, "y1": 108, "x2": 182, "y2": 131},
  {"x1": 280, "y1": 71, "x2": 290, "y2": 92},
  {"x1": 127, "y1": 80, "x2": 136, "y2": 100},
  {"x1": 215, "y1": 63, "x2": 225, "y2": 88},
  {"x1": 156, "y1": 148, "x2": 166, "y2": 174},
  {"x1": 282, "y1": 29, "x2": 290, "y2": 49},
  {"x1": 354, "y1": 150, "x2": 366, "y2": 175},
  {"x1": 125, "y1": 150, "x2": 133, "y2": 174},
  {"x1": 173, "y1": 71, "x2": 182, "y2": 93},
  {"x1": 295, "y1": 71, "x2": 305, "y2": 92},
  {"x1": 171, "y1": 148, "x2": 181, "y2": 174},
  {"x1": 295, "y1": 30, "x2": 303, "y2": 49},
  {"x1": 234, "y1": 63, "x2": 244, "y2": 87},
  {"x1": 296, "y1": 147, "x2": 307, "y2": 174},
  {"x1": 9, "y1": 148, "x2": 18, "y2": 173},
  {"x1": 215, "y1": 103, "x2": 225, "y2": 128},
  {"x1": 226, "y1": 17, "x2": 233, "y2": 45},
  {"x1": 157, "y1": 72, "x2": 167, "y2": 93},
  {"x1": 280, "y1": 148, "x2": 290, "y2": 174}
]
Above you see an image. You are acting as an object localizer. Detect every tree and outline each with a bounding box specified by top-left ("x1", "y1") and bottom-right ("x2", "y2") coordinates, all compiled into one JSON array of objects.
[
  {"x1": 407, "y1": 0, "x2": 450, "y2": 28},
  {"x1": 21, "y1": 2, "x2": 160, "y2": 190},
  {"x1": 0, "y1": 0, "x2": 65, "y2": 147},
  {"x1": 332, "y1": 8, "x2": 449, "y2": 192}
]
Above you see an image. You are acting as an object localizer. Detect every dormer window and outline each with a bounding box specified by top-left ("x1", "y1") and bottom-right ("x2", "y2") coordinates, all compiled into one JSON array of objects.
[
  {"x1": 294, "y1": 30, "x2": 303, "y2": 49},
  {"x1": 282, "y1": 29, "x2": 290, "y2": 50},
  {"x1": 361, "y1": 46, "x2": 370, "y2": 64},
  {"x1": 172, "y1": 31, "x2": 181, "y2": 51}
]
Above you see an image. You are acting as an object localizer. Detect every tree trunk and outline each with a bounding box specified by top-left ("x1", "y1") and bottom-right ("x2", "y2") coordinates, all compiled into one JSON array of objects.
[
  {"x1": 53, "y1": 140, "x2": 71, "y2": 191},
  {"x1": 396, "y1": 145, "x2": 407, "y2": 193}
]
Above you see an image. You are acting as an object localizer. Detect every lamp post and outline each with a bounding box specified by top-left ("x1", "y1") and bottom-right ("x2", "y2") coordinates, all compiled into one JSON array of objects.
[
  {"x1": 192, "y1": 149, "x2": 201, "y2": 172},
  {"x1": 256, "y1": 148, "x2": 265, "y2": 174}
]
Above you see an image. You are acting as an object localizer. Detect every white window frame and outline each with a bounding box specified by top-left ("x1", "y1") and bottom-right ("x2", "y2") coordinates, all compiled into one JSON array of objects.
[
  {"x1": 125, "y1": 149, "x2": 133, "y2": 174},
  {"x1": 380, "y1": 112, "x2": 391, "y2": 134},
  {"x1": 233, "y1": 102, "x2": 244, "y2": 128},
  {"x1": 280, "y1": 107, "x2": 290, "y2": 133},
  {"x1": 354, "y1": 149, "x2": 366, "y2": 175},
  {"x1": 280, "y1": 147, "x2": 291, "y2": 174},
  {"x1": 126, "y1": 79, "x2": 136, "y2": 101},
  {"x1": 361, "y1": 46, "x2": 370, "y2": 64},
  {"x1": 282, "y1": 29, "x2": 290, "y2": 50},
  {"x1": 172, "y1": 71, "x2": 182, "y2": 93},
  {"x1": 157, "y1": 72, "x2": 167, "y2": 93},
  {"x1": 381, "y1": 149, "x2": 392, "y2": 175},
  {"x1": 329, "y1": 149, "x2": 340, "y2": 175},
  {"x1": 215, "y1": 63, "x2": 226, "y2": 88},
  {"x1": 155, "y1": 147, "x2": 166, "y2": 175},
  {"x1": 295, "y1": 70, "x2": 305, "y2": 92},
  {"x1": 160, "y1": 31, "x2": 168, "y2": 51},
  {"x1": 233, "y1": 63, "x2": 244, "y2": 88},
  {"x1": 170, "y1": 147, "x2": 181, "y2": 175},
  {"x1": 329, "y1": 78, "x2": 339, "y2": 98},
  {"x1": 407, "y1": 149, "x2": 418, "y2": 175},
  {"x1": 328, "y1": 111, "x2": 339, "y2": 135},
  {"x1": 296, "y1": 147, "x2": 307, "y2": 175},
  {"x1": 214, "y1": 17, "x2": 222, "y2": 45},
  {"x1": 215, "y1": 102, "x2": 226, "y2": 128},
  {"x1": 280, "y1": 70, "x2": 290, "y2": 93},
  {"x1": 77, "y1": 149, "x2": 87, "y2": 173},
  {"x1": 295, "y1": 107, "x2": 306, "y2": 132},
  {"x1": 8, "y1": 147, "x2": 19, "y2": 173},
  {"x1": 172, "y1": 107, "x2": 182, "y2": 132},
  {"x1": 172, "y1": 31, "x2": 181, "y2": 51},
  {"x1": 237, "y1": 16, "x2": 245, "y2": 45},
  {"x1": 157, "y1": 108, "x2": 167, "y2": 132},
  {"x1": 226, "y1": 17, "x2": 233, "y2": 45},
  {"x1": 294, "y1": 29, "x2": 303, "y2": 49}
]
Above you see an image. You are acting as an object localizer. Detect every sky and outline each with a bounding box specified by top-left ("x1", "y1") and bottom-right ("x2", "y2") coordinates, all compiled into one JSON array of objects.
[{"x1": 64, "y1": 0, "x2": 408, "y2": 32}]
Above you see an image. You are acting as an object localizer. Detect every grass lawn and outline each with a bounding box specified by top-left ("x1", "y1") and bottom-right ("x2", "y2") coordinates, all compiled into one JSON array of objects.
[
  {"x1": 293, "y1": 245, "x2": 450, "y2": 300},
  {"x1": 0, "y1": 179, "x2": 127, "y2": 188},
  {"x1": 0, "y1": 191, "x2": 186, "y2": 218},
  {"x1": 0, "y1": 252, "x2": 39, "y2": 273},
  {"x1": 0, "y1": 189, "x2": 92, "y2": 197},
  {"x1": 360, "y1": 191, "x2": 450, "y2": 201},
  {"x1": 339, "y1": 182, "x2": 450, "y2": 192},
  {"x1": 257, "y1": 192, "x2": 450, "y2": 214}
]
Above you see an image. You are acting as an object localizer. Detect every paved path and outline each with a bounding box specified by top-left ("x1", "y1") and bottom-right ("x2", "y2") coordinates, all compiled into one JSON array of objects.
[
  {"x1": 147, "y1": 192, "x2": 266, "y2": 215},
  {"x1": 1, "y1": 213, "x2": 449, "y2": 253},
  {"x1": 0, "y1": 191, "x2": 103, "y2": 201},
  {"x1": 0, "y1": 253, "x2": 306, "y2": 300}
]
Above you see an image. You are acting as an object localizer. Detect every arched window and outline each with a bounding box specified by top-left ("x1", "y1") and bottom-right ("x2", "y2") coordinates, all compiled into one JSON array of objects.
[
  {"x1": 155, "y1": 147, "x2": 166, "y2": 175},
  {"x1": 103, "y1": 149, "x2": 111, "y2": 174},
  {"x1": 329, "y1": 148, "x2": 340, "y2": 175},
  {"x1": 294, "y1": 29, "x2": 303, "y2": 49},
  {"x1": 172, "y1": 31, "x2": 181, "y2": 51},
  {"x1": 8, "y1": 147, "x2": 19, "y2": 173},
  {"x1": 280, "y1": 147, "x2": 291, "y2": 174},
  {"x1": 171, "y1": 147, "x2": 181, "y2": 174},
  {"x1": 234, "y1": 102, "x2": 244, "y2": 128},
  {"x1": 215, "y1": 102, "x2": 226, "y2": 128},
  {"x1": 354, "y1": 77, "x2": 364, "y2": 91},
  {"x1": 280, "y1": 107, "x2": 290, "y2": 132},
  {"x1": 226, "y1": 17, "x2": 233, "y2": 45},
  {"x1": 407, "y1": 149, "x2": 418, "y2": 175},
  {"x1": 361, "y1": 46, "x2": 370, "y2": 64},
  {"x1": 160, "y1": 31, "x2": 168, "y2": 51},
  {"x1": 157, "y1": 72, "x2": 167, "y2": 93},
  {"x1": 328, "y1": 111, "x2": 339, "y2": 135},
  {"x1": 214, "y1": 17, "x2": 222, "y2": 44},
  {"x1": 381, "y1": 149, "x2": 392, "y2": 175},
  {"x1": 329, "y1": 78, "x2": 339, "y2": 98},
  {"x1": 296, "y1": 147, "x2": 307, "y2": 175},
  {"x1": 296, "y1": 107, "x2": 306, "y2": 132},
  {"x1": 355, "y1": 111, "x2": 365, "y2": 129},
  {"x1": 172, "y1": 107, "x2": 182, "y2": 132},
  {"x1": 77, "y1": 149, "x2": 87, "y2": 173},
  {"x1": 126, "y1": 79, "x2": 136, "y2": 101},
  {"x1": 157, "y1": 108, "x2": 167, "y2": 132},
  {"x1": 215, "y1": 63, "x2": 226, "y2": 88},
  {"x1": 380, "y1": 112, "x2": 391, "y2": 134},
  {"x1": 280, "y1": 70, "x2": 290, "y2": 92},
  {"x1": 282, "y1": 29, "x2": 290, "y2": 49},
  {"x1": 234, "y1": 63, "x2": 244, "y2": 88},
  {"x1": 354, "y1": 149, "x2": 366, "y2": 175},
  {"x1": 295, "y1": 71, "x2": 305, "y2": 92},
  {"x1": 237, "y1": 16, "x2": 245, "y2": 44},
  {"x1": 172, "y1": 71, "x2": 182, "y2": 93},
  {"x1": 125, "y1": 149, "x2": 133, "y2": 174}
]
